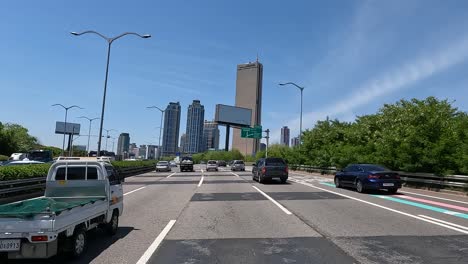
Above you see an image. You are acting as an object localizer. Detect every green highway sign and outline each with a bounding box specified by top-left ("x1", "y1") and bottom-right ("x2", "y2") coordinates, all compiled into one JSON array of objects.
[{"x1": 241, "y1": 126, "x2": 262, "y2": 139}]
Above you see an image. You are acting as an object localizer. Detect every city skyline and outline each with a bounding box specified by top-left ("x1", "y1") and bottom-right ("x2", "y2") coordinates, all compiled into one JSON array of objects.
[
  {"x1": 162, "y1": 102, "x2": 181, "y2": 156},
  {"x1": 280, "y1": 126, "x2": 290, "y2": 147}
]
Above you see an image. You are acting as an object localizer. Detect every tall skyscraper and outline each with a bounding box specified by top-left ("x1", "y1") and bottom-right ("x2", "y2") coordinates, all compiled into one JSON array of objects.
[
  {"x1": 185, "y1": 100, "x2": 205, "y2": 154},
  {"x1": 232, "y1": 60, "x2": 263, "y2": 156},
  {"x1": 162, "y1": 102, "x2": 181, "y2": 156},
  {"x1": 280, "y1": 126, "x2": 290, "y2": 146},
  {"x1": 291, "y1": 137, "x2": 300, "y2": 147},
  {"x1": 180, "y1": 133, "x2": 187, "y2": 153},
  {"x1": 203, "y1": 120, "x2": 220, "y2": 151},
  {"x1": 116, "y1": 133, "x2": 130, "y2": 157}
]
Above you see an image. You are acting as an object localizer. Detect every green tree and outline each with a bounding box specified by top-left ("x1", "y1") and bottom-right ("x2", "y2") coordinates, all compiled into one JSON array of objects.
[{"x1": 0, "y1": 122, "x2": 38, "y2": 156}]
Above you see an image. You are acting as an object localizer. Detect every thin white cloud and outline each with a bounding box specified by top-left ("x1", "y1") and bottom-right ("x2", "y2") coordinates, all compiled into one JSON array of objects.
[{"x1": 272, "y1": 35, "x2": 468, "y2": 141}]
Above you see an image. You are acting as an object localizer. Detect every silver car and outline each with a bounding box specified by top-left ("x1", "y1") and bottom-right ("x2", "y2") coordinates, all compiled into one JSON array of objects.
[
  {"x1": 206, "y1": 160, "x2": 218, "y2": 171},
  {"x1": 156, "y1": 161, "x2": 171, "y2": 172},
  {"x1": 230, "y1": 160, "x2": 245, "y2": 171}
]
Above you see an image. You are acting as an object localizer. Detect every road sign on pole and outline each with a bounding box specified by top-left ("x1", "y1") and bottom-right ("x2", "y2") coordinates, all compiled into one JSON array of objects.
[{"x1": 241, "y1": 126, "x2": 262, "y2": 139}]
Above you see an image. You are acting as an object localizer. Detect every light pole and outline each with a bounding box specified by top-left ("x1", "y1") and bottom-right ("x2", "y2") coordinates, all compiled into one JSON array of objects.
[
  {"x1": 147, "y1": 106, "x2": 165, "y2": 158},
  {"x1": 78, "y1": 116, "x2": 99, "y2": 156},
  {"x1": 264, "y1": 129, "x2": 270, "y2": 158},
  {"x1": 103, "y1": 129, "x2": 116, "y2": 152},
  {"x1": 279, "y1": 82, "x2": 304, "y2": 145},
  {"x1": 71, "y1": 30, "x2": 151, "y2": 157},
  {"x1": 52, "y1": 104, "x2": 83, "y2": 156}
]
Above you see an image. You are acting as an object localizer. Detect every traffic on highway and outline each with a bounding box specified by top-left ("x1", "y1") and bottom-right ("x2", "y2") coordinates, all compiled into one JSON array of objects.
[{"x1": 2, "y1": 162, "x2": 466, "y2": 263}]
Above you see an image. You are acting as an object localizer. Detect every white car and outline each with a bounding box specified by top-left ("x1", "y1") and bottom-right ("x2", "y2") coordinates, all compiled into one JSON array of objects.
[
  {"x1": 0, "y1": 157, "x2": 123, "y2": 259},
  {"x1": 206, "y1": 160, "x2": 218, "y2": 171},
  {"x1": 156, "y1": 161, "x2": 171, "y2": 172}
]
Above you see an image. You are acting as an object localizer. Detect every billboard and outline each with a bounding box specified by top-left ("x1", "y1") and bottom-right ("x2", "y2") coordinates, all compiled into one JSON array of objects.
[
  {"x1": 215, "y1": 104, "x2": 252, "y2": 127},
  {"x1": 55, "y1": 121, "x2": 80, "y2": 135}
]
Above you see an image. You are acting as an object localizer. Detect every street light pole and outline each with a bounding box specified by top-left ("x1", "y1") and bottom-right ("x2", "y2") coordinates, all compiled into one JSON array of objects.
[
  {"x1": 279, "y1": 82, "x2": 304, "y2": 145},
  {"x1": 71, "y1": 30, "x2": 151, "y2": 157},
  {"x1": 52, "y1": 104, "x2": 83, "y2": 156},
  {"x1": 78, "y1": 116, "x2": 99, "y2": 156},
  {"x1": 103, "y1": 129, "x2": 116, "y2": 153},
  {"x1": 147, "y1": 106, "x2": 165, "y2": 158},
  {"x1": 264, "y1": 129, "x2": 270, "y2": 158}
]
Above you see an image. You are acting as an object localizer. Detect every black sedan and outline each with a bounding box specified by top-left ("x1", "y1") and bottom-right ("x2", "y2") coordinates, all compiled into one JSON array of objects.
[
  {"x1": 252, "y1": 158, "x2": 288, "y2": 184},
  {"x1": 334, "y1": 164, "x2": 401, "y2": 194}
]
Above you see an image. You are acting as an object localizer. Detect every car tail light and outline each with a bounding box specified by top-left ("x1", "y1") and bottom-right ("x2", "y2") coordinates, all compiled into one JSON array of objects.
[
  {"x1": 31, "y1": 235, "x2": 48, "y2": 242},
  {"x1": 368, "y1": 174, "x2": 380, "y2": 179},
  {"x1": 395, "y1": 174, "x2": 400, "y2": 179},
  {"x1": 262, "y1": 167, "x2": 266, "y2": 174},
  {"x1": 285, "y1": 166, "x2": 289, "y2": 173}
]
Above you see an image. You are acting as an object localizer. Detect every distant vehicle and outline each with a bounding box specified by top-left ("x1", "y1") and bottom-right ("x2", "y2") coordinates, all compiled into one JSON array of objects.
[
  {"x1": 156, "y1": 161, "x2": 171, "y2": 172},
  {"x1": 200, "y1": 160, "x2": 206, "y2": 165},
  {"x1": 218, "y1": 160, "x2": 227, "y2": 167},
  {"x1": 180, "y1": 156, "x2": 194, "y2": 172},
  {"x1": 3, "y1": 160, "x2": 45, "y2": 166},
  {"x1": 206, "y1": 160, "x2": 218, "y2": 171},
  {"x1": 230, "y1": 160, "x2": 245, "y2": 171},
  {"x1": 169, "y1": 161, "x2": 177, "y2": 167},
  {"x1": 334, "y1": 164, "x2": 401, "y2": 194},
  {"x1": 0, "y1": 157, "x2": 123, "y2": 259},
  {"x1": 252, "y1": 158, "x2": 288, "y2": 184},
  {"x1": 228, "y1": 160, "x2": 234, "y2": 166},
  {"x1": 8, "y1": 153, "x2": 27, "y2": 161},
  {"x1": 27, "y1": 150, "x2": 53, "y2": 163}
]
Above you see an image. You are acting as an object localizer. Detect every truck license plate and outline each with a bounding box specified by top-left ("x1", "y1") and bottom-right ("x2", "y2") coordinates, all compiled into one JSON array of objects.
[
  {"x1": 383, "y1": 183, "x2": 394, "y2": 187},
  {"x1": 0, "y1": 239, "x2": 21, "y2": 252}
]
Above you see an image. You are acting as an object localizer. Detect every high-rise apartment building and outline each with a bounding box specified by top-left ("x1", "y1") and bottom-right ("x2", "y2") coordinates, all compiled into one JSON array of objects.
[
  {"x1": 116, "y1": 133, "x2": 130, "y2": 157},
  {"x1": 203, "y1": 120, "x2": 220, "y2": 151},
  {"x1": 185, "y1": 100, "x2": 205, "y2": 154},
  {"x1": 291, "y1": 137, "x2": 300, "y2": 147},
  {"x1": 280, "y1": 126, "x2": 290, "y2": 146},
  {"x1": 180, "y1": 134, "x2": 187, "y2": 154},
  {"x1": 162, "y1": 102, "x2": 181, "y2": 156},
  {"x1": 232, "y1": 60, "x2": 263, "y2": 156}
]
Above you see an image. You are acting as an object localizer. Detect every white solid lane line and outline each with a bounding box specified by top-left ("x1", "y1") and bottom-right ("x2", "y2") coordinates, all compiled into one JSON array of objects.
[
  {"x1": 166, "y1": 172, "x2": 177, "y2": 178},
  {"x1": 123, "y1": 186, "x2": 146, "y2": 196},
  {"x1": 198, "y1": 170, "x2": 204, "y2": 187},
  {"x1": 418, "y1": 215, "x2": 468, "y2": 231},
  {"x1": 399, "y1": 190, "x2": 468, "y2": 205},
  {"x1": 290, "y1": 179, "x2": 468, "y2": 235},
  {"x1": 252, "y1": 186, "x2": 292, "y2": 215},
  {"x1": 136, "y1": 220, "x2": 177, "y2": 264}
]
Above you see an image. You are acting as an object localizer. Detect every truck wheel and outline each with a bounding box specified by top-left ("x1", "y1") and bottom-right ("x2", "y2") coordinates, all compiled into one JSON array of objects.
[
  {"x1": 106, "y1": 210, "x2": 119, "y2": 235},
  {"x1": 71, "y1": 227, "x2": 87, "y2": 258}
]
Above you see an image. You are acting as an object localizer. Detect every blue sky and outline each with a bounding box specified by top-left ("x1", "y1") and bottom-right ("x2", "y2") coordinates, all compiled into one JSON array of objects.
[{"x1": 1, "y1": 0, "x2": 468, "y2": 150}]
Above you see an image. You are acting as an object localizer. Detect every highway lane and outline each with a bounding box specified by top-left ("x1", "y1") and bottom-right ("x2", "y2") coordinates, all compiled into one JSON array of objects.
[{"x1": 7, "y1": 165, "x2": 468, "y2": 263}]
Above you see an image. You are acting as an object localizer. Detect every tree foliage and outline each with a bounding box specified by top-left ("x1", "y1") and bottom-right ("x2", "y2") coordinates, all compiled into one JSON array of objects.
[
  {"x1": 291, "y1": 97, "x2": 468, "y2": 175},
  {"x1": 0, "y1": 122, "x2": 39, "y2": 156}
]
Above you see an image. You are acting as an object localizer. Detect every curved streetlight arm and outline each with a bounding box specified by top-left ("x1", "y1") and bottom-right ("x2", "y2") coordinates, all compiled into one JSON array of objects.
[
  {"x1": 78, "y1": 116, "x2": 99, "y2": 122},
  {"x1": 146, "y1": 106, "x2": 165, "y2": 113},
  {"x1": 71, "y1": 31, "x2": 151, "y2": 43},
  {"x1": 279, "y1": 82, "x2": 304, "y2": 91}
]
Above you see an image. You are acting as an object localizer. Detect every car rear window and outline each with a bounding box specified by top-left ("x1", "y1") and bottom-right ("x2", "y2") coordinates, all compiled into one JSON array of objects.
[
  {"x1": 208, "y1": 161, "x2": 217, "y2": 164},
  {"x1": 360, "y1": 165, "x2": 388, "y2": 171},
  {"x1": 55, "y1": 166, "x2": 98, "y2": 180},
  {"x1": 234, "y1": 161, "x2": 244, "y2": 164},
  {"x1": 265, "y1": 158, "x2": 285, "y2": 166},
  {"x1": 158, "y1": 161, "x2": 168, "y2": 165}
]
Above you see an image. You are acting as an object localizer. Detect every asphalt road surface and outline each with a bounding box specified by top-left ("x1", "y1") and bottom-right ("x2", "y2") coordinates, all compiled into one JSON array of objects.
[{"x1": 8, "y1": 165, "x2": 468, "y2": 264}]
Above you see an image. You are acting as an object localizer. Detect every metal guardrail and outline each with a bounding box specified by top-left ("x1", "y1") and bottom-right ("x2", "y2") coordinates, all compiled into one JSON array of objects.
[
  {"x1": 291, "y1": 165, "x2": 468, "y2": 191},
  {"x1": 0, "y1": 165, "x2": 156, "y2": 198}
]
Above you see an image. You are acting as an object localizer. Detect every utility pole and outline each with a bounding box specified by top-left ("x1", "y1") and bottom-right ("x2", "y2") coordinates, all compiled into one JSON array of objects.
[{"x1": 264, "y1": 129, "x2": 270, "y2": 158}]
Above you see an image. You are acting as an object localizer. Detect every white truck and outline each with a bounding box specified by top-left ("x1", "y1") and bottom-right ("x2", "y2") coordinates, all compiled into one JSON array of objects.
[{"x1": 0, "y1": 157, "x2": 124, "y2": 260}]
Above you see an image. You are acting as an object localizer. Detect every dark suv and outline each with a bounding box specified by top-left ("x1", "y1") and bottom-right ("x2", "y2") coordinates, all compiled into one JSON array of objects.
[{"x1": 252, "y1": 158, "x2": 288, "y2": 183}]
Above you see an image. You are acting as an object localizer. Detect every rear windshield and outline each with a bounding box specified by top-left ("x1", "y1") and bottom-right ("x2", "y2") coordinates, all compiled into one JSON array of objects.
[
  {"x1": 359, "y1": 165, "x2": 388, "y2": 171},
  {"x1": 55, "y1": 166, "x2": 98, "y2": 180},
  {"x1": 208, "y1": 161, "x2": 217, "y2": 164},
  {"x1": 234, "y1": 161, "x2": 244, "y2": 164},
  {"x1": 182, "y1": 157, "x2": 193, "y2": 161},
  {"x1": 265, "y1": 158, "x2": 285, "y2": 166},
  {"x1": 158, "y1": 161, "x2": 168, "y2": 165}
]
